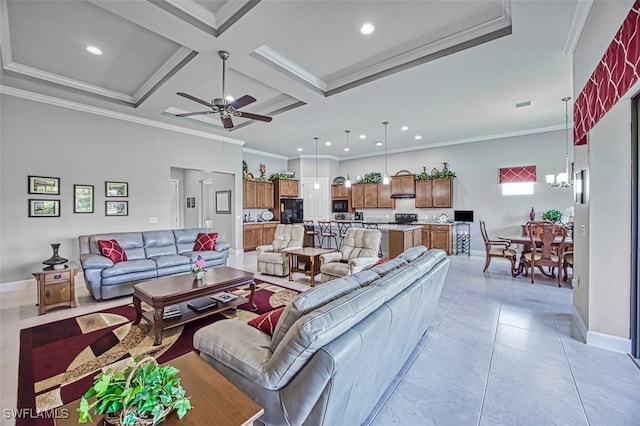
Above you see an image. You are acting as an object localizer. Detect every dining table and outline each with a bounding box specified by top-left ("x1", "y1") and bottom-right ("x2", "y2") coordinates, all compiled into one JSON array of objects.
[{"x1": 497, "y1": 233, "x2": 573, "y2": 277}]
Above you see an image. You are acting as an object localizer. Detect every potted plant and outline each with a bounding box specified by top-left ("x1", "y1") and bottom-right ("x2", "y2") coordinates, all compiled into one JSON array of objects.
[
  {"x1": 542, "y1": 209, "x2": 563, "y2": 223},
  {"x1": 77, "y1": 356, "x2": 192, "y2": 425},
  {"x1": 359, "y1": 172, "x2": 382, "y2": 183}
]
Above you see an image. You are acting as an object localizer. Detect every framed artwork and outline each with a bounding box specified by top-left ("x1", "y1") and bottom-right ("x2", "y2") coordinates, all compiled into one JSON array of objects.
[
  {"x1": 29, "y1": 199, "x2": 60, "y2": 217},
  {"x1": 28, "y1": 176, "x2": 60, "y2": 195},
  {"x1": 106, "y1": 200, "x2": 128, "y2": 216},
  {"x1": 74, "y1": 184, "x2": 94, "y2": 213},
  {"x1": 105, "y1": 181, "x2": 128, "y2": 197},
  {"x1": 187, "y1": 197, "x2": 195, "y2": 208},
  {"x1": 216, "y1": 190, "x2": 231, "y2": 214}
]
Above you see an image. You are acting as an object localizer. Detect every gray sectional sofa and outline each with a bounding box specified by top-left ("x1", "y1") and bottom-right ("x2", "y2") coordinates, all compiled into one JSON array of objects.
[
  {"x1": 78, "y1": 228, "x2": 230, "y2": 300},
  {"x1": 194, "y1": 245, "x2": 449, "y2": 426}
]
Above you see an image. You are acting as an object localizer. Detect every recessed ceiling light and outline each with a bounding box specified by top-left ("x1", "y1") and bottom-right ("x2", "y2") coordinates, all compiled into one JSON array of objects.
[
  {"x1": 297, "y1": 148, "x2": 303, "y2": 152},
  {"x1": 414, "y1": 135, "x2": 422, "y2": 140},
  {"x1": 225, "y1": 95, "x2": 234, "y2": 102},
  {"x1": 401, "y1": 126, "x2": 408, "y2": 131},
  {"x1": 325, "y1": 141, "x2": 332, "y2": 146},
  {"x1": 86, "y1": 45, "x2": 103, "y2": 55},
  {"x1": 344, "y1": 147, "x2": 350, "y2": 152},
  {"x1": 359, "y1": 134, "x2": 366, "y2": 139},
  {"x1": 375, "y1": 141, "x2": 383, "y2": 146},
  {"x1": 360, "y1": 23, "x2": 375, "y2": 35}
]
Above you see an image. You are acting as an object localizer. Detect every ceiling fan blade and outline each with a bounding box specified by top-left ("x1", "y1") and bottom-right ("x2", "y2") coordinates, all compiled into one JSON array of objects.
[
  {"x1": 222, "y1": 116, "x2": 234, "y2": 129},
  {"x1": 177, "y1": 92, "x2": 213, "y2": 107},
  {"x1": 237, "y1": 111, "x2": 273, "y2": 122},
  {"x1": 228, "y1": 95, "x2": 256, "y2": 110},
  {"x1": 175, "y1": 111, "x2": 212, "y2": 117}
]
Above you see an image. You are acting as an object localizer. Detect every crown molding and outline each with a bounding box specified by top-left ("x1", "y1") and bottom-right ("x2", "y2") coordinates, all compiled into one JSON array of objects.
[
  {"x1": 166, "y1": 0, "x2": 216, "y2": 28},
  {"x1": 242, "y1": 147, "x2": 288, "y2": 160},
  {"x1": 0, "y1": 85, "x2": 245, "y2": 146},
  {"x1": 563, "y1": 0, "x2": 593, "y2": 56},
  {"x1": 253, "y1": 45, "x2": 327, "y2": 92}
]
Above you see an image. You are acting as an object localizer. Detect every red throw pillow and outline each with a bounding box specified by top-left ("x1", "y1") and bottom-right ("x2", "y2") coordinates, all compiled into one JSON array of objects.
[
  {"x1": 367, "y1": 258, "x2": 389, "y2": 269},
  {"x1": 97, "y1": 239, "x2": 127, "y2": 264},
  {"x1": 247, "y1": 306, "x2": 285, "y2": 336},
  {"x1": 193, "y1": 232, "x2": 218, "y2": 251}
]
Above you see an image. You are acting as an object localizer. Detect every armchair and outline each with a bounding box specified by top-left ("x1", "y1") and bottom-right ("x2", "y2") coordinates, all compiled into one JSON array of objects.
[
  {"x1": 319, "y1": 228, "x2": 382, "y2": 283},
  {"x1": 256, "y1": 224, "x2": 304, "y2": 277}
]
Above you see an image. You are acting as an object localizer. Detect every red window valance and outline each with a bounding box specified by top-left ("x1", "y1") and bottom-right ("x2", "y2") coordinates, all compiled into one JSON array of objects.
[
  {"x1": 499, "y1": 165, "x2": 537, "y2": 184},
  {"x1": 574, "y1": 0, "x2": 640, "y2": 145}
]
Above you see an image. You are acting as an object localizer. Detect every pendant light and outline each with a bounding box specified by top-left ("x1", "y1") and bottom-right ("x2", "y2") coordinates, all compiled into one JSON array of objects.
[
  {"x1": 546, "y1": 97, "x2": 573, "y2": 187},
  {"x1": 382, "y1": 121, "x2": 390, "y2": 185},
  {"x1": 313, "y1": 137, "x2": 320, "y2": 189},
  {"x1": 344, "y1": 130, "x2": 352, "y2": 188}
]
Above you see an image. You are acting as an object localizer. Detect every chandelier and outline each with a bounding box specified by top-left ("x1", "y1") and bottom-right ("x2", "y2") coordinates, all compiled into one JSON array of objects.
[{"x1": 546, "y1": 97, "x2": 573, "y2": 187}]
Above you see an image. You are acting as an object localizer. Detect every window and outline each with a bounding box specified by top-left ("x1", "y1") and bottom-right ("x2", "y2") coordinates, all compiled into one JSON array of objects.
[{"x1": 501, "y1": 182, "x2": 535, "y2": 195}]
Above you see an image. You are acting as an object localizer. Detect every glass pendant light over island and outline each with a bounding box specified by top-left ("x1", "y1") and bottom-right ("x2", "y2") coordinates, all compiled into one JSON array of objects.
[
  {"x1": 344, "y1": 130, "x2": 352, "y2": 188},
  {"x1": 313, "y1": 137, "x2": 320, "y2": 190},
  {"x1": 382, "y1": 121, "x2": 390, "y2": 185}
]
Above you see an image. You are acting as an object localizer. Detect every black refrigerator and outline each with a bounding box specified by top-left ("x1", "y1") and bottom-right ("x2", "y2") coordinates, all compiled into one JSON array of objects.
[{"x1": 280, "y1": 198, "x2": 304, "y2": 223}]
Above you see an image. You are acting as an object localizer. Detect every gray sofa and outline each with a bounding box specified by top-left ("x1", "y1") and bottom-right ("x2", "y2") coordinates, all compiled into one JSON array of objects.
[
  {"x1": 78, "y1": 228, "x2": 230, "y2": 300},
  {"x1": 194, "y1": 245, "x2": 449, "y2": 426}
]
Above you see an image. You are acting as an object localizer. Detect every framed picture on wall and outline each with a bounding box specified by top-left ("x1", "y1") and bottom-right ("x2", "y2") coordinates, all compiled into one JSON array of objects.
[
  {"x1": 28, "y1": 199, "x2": 60, "y2": 217},
  {"x1": 105, "y1": 181, "x2": 128, "y2": 197},
  {"x1": 74, "y1": 184, "x2": 94, "y2": 213},
  {"x1": 106, "y1": 200, "x2": 128, "y2": 216},
  {"x1": 216, "y1": 190, "x2": 231, "y2": 214},
  {"x1": 28, "y1": 176, "x2": 60, "y2": 195}
]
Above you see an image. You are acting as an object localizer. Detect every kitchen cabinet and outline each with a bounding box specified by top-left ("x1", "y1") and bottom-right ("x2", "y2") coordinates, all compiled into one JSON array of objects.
[
  {"x1": 388, "y1": 227, "x2": 422, "y2": 259},
  {"x1": 331, "y1": 184, "x2": 350, "y2": 199},
  {"x1": 415, "y1": 178, "x2": 453, "y2": 208},
  {"x1": 364, "y1": 183, "x2": 378, "y2": 208},
  {"x1": 351, "y1": 184, "x2": 365, "y2": 208},
  {"x1": 377, "y1": 183, "x2": 395, "y2": 208},
  {"x1": 421, "y1": 224, "x2": 452, "y2": 254},
  {"x1": 243, "y1": 181, "x2": 274, "y2": 209},
  {"x1": 243, "y1": 222, "x2": 279, "y2": 251},
  {"x1": 274, "y1": 179, "x2": 299, "y2": 198},
  {"x1": 390, "y1": 174, "x2": 415, "y2": 197}
]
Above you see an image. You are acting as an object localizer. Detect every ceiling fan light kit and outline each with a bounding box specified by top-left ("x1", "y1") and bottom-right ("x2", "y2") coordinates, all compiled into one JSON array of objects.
[{"x1": 175, "y1": 51, "x2": 272, "y2": 129}]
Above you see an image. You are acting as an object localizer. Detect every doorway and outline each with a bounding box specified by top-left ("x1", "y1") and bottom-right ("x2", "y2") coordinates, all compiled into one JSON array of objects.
[
  {"x1": 301, "y1": 177, "x2": 329, "y2": 220},
  {"x1": 169, "y1": 179, "x2": 180, "y2": 229}
]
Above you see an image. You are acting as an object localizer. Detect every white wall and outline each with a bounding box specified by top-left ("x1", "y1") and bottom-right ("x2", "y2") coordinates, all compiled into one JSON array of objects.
[
  {"x1": 572, "y1": 0, "x2": 636, "y2": 342},
  {"x1": 0, "y1": 94, "x2": 243, "y2": 284},
  {"x1": 340, "y1": 131, "x2": 574, "y2": 250}
]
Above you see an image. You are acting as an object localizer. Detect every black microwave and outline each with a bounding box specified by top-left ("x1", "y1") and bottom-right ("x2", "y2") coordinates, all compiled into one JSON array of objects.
[{"x1": 332, "y1": 199, "x2": 349, "y2": 212}]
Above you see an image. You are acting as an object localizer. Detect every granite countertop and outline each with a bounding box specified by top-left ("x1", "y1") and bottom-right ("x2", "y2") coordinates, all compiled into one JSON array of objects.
[{"x1": 243, "y1": 220, "x2": 280, "y2": 225}]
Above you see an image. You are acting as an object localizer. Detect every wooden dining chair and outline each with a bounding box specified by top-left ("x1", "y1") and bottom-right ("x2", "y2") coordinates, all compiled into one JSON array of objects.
[
  {"x1": 523, "y1": 222, "x2": 567, "y2": 286},
  {"x1": 563, "y1": 251, "x2": 574, "y2": 282},
  {"x1": 479, "y1": 220, "x2": 518, "y2": 276},
  {"x1": 318, "y1": 220, "x2": 338, "y2": 250},
  {"x1": 303, "y1": 220, "x2": 319, "y2": 248}
]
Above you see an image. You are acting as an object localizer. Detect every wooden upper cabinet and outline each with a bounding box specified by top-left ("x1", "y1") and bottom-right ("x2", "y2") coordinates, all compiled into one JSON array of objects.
[
  {"x1": 415, "y1": 180, "x2": 433, "y2": 208},
  {"x1": 256, "y1": 182, "x2": 274, "y2": 209},
  {"x1": 432, "y1": 178, "x2": 453, "y2": 208},
  {"x1": 243, "y1": 181, "x2": 257, "y2": 208},
  {"x1": 363, "y1": 183, "x2": 378, "y2": 208},
  {"x1": 331, "y1": 184, "x2": 350, "y2": 199},
  {"x1": 391, "y1": 174, "x2": 415, "y2": 197},
  {"x1": 275, "y1": 179, "x2": 299, "y2": 198},
  {"x1": 351, "y1": 184, "x2": 365, "y2": 208},
  {"x1": 377, "y1": 183, "x2": 395, "y2": 208},
  {"x1": 415, "y1": 178, "x2": 453, "y2": 208}
]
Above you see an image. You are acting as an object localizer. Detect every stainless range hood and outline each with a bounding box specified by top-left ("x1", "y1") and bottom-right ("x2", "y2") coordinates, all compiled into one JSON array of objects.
[{"x1": 390, "y1": 193, "x2": 415, "y2": 199}]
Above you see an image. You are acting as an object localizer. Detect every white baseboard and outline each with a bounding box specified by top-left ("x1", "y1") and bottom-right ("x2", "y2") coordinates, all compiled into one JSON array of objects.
[
  {"x1": 572, "y1": 305, "x2": 631, "y2": 353},
  {"x1": 0, "y1": 278, "x2": 34, "y2": 292},
  {"x1": 230, "y1": 249, "x2": 244, "y2": 256}
]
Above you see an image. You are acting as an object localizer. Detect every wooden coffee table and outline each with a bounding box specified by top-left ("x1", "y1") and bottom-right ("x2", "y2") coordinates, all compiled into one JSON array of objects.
[
  {"x1": 55, "y1": 351, "x2": 264, "y2": 426},
  {"x1": 284, "y1": 247, "x2": 335, "y2": 286},
  {"x1": 132, "y1": 267, "x2": 255, "y2": 345}
]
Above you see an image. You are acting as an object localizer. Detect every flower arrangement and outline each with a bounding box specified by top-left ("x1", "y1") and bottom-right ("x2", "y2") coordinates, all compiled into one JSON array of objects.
[
  {"x1": 542, "y1": 209, "x2": 563, "y2": 223},
  {"x1": 191, "y1": 255, "x2": 205, "y2": 279}
]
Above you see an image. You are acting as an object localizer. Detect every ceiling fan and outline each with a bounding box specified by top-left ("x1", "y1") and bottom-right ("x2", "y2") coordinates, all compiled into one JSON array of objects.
[{"x1": 175, "y1": 50, "x2": 272, "y2": 129}]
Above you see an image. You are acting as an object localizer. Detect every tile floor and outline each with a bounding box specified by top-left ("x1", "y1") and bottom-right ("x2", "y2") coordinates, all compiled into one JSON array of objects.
[{"x1": 1, "y1": 252, "x2": 639, "y2": 425}]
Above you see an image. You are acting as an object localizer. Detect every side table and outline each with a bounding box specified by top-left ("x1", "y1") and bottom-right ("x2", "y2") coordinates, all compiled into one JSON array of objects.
[{"x1": 32, "y1": 262, "x2": 80, "y2": 315}]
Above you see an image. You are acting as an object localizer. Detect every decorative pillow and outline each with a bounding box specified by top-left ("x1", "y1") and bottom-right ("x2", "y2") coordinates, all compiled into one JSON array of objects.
[
  {"x1": 97, "y1": 239, "x2": 127, "y2": 264},
  {"x1": 247, "y1": 306, "x2": 285, "y2": 336},
  {"x1": 193, "y1": 232, "x2": 218, "y2": 251},
  {"x1": 366, "y1": 257, "x2": 389, "y2": 269}
]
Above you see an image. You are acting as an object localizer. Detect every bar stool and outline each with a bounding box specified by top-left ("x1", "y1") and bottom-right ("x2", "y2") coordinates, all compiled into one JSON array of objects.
[
  {"x1": 337, "y1": 222, "x2": 351, "y2": 250},
  {"x1": 362, "y1": 222, "x2": 383, "y2": 257},
  {"x1": 318, "y1": 220, "x2": 339, "y2": 250},
  {"x1": 303, "y1": 220, "x2": 319, "y2": 248}
]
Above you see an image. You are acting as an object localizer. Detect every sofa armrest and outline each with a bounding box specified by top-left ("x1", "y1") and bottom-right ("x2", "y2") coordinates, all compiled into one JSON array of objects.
[
  {"x1": 214, "y1": 241, "x2": 231, "y2": 252},
  {"x1": 320, "y1": 252, "x2": 342, "y2": 264},
  {"x1": 193, "y1": 320, "x2": 277, "y2": 388},
  {"x1": 80, "y1": 253, "x2": 113, "y2": 269},
  {"x1": 349, "y1": 257, "x2": 379, "y2": 274},
  {"x1": 256, "y1": 245, "x2": 275, "y2": 255}
]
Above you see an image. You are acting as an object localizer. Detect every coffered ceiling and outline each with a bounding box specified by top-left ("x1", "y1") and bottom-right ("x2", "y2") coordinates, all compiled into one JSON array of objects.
[{"x1": 0, "y1": 0, "x2": 583, "y2": 159}]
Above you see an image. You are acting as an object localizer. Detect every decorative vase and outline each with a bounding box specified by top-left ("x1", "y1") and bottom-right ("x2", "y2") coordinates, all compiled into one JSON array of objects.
[
  {"x1": 529, "y1": 208, "x2": 536, "y2": 221},
  {"x1": 42, "y1": 243, "x2": 68, "y2": 269}
]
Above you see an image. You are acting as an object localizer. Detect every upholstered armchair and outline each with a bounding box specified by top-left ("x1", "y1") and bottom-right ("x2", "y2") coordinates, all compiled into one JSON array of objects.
[
  {"x1": 319, "y1": 228, "x2": 382, "y2": 283},
  {"x1": 256, "y1": 224, "x2": 304, "y2": 277}
]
